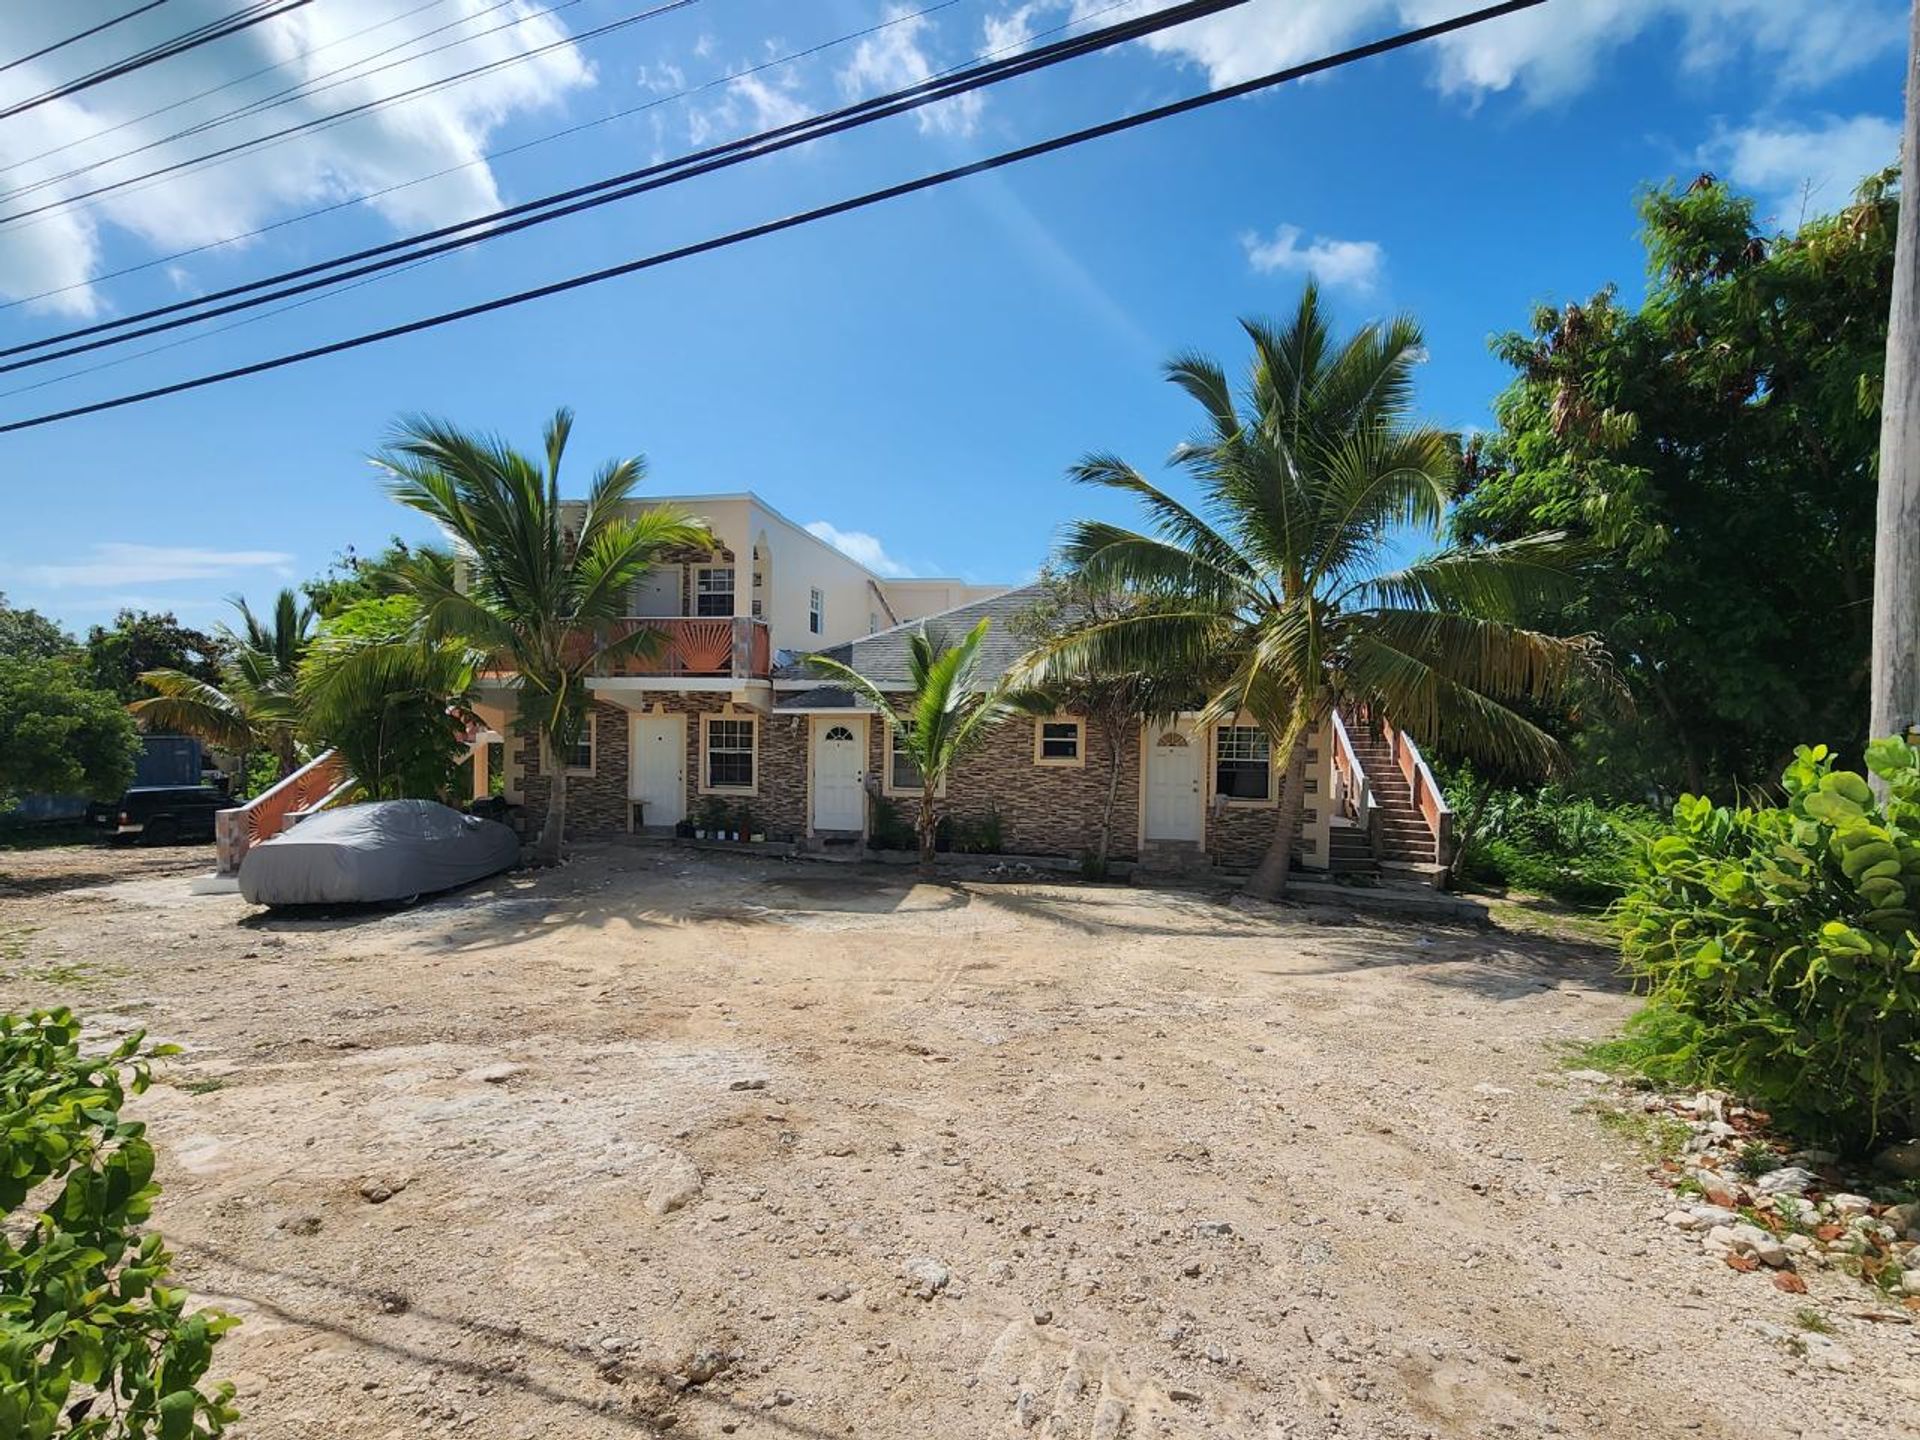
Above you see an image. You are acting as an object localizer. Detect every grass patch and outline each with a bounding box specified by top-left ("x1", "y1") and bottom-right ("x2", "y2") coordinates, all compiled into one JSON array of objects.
[
  {"x1": 0, "y1": 821, "x2": 98, "y2": 851},
  {"x1": 175, "y1": 1077, "x2": 227, "y2": 1095},
  {"x1": 1792, "y1": 1308, "x2": 1832, "y2": 1334},
  {"x1": 1586, "y1": 1101, "x2": 1691, "y2": 1161}
]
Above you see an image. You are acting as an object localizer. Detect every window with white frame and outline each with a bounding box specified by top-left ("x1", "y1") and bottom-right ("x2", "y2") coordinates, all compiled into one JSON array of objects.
[
  {"x1": 1034, "y1": 717, "x2": 1083, "y2": 766},
  {"x1": 1215, "y1": 725, "x2": 1271, "y2": 800},
  {"x1": 705, "y1": 717, "x2": 755, "y2": 790},
  {"x1": 565, "y1": 715, "x2": 595, "y2": 774},
  {"x1": 889, "y1": 720, "x2": 924, "y2": 792},
  {"x1": 695, "y1": 566, "x2": 735, "y2": 617},
  {"x1": 809, "y1": 587, "x2": 824, "y2": 635}
]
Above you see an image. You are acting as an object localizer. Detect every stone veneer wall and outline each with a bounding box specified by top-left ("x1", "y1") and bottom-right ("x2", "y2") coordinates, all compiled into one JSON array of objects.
[
  {"x1": 866, "y1": 706, "x2": 1144, "y2": 860},
  {"x1": 517, "y1": 695, "x2": 1331, "y2": 870},
  {"x1": 518, "y1": 694, "x2": 808, "y2": 842}
]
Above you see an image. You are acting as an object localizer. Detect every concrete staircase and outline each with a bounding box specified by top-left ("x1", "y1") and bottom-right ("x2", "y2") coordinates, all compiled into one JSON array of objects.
[{"x1": 1328, "y1": 714, "x2": 1453, "y2": 889}]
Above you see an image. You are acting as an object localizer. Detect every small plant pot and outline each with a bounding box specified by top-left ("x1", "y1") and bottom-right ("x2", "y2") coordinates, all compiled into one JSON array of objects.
[
  {"x1": 751, "y1": 832, "x2": 766, "y2": 844},
  {"x1": 694, "y1": 829, "x2": 706, "y2": 840}
]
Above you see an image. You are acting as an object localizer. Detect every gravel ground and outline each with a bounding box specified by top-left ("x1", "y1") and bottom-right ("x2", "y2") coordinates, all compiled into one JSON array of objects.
[{"x1": 1, "y1": 840, "x2": 1914, "y2": 1440}]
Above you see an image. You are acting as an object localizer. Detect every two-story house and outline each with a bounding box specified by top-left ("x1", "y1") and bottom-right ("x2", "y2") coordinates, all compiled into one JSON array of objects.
[{"x1": 470, "y1": 491, "x2": 1450, "y2": 879}]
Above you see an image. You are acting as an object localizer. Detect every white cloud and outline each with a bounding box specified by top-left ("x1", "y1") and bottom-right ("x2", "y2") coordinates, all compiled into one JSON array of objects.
[
  {"x1": 13, "y1": 543, "x2": 296, "y2": 588},
  {"x1": 1700, "y1": 113, "x2": 1901, "y2": 226},
  {"x1": 839, "y1": 5, "x2": 983, "y2": 138},
  {"x1": 686, "y1": 68, "x2": 812, "y2": 148},
  {"x1": 984, "y1": 5, "x2": 1043, "y2": 56},
  {"x1": 1242, "y1": 224, "x2": 1383, "y2": 292},
  {"x1": 804, "y1": 521, "x2": 914, "y2": 578},
  {"x1": 1064, "y1": 0, "x2": 1901, "y2": 104},
  {"x1": 0, "y1": 1, "x2": 597, "y2": 315}
]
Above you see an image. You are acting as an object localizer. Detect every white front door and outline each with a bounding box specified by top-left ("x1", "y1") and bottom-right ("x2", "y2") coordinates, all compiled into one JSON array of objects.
[
  {"x1": 811, "y1": 716, "x2": 866, "y2": 832},
  {"x1": 1144, "y1": 720, "x2": 1203, "y2": 842},
  {"x1": 629, "y1": 713, "x2": 685, "y2": 827}
]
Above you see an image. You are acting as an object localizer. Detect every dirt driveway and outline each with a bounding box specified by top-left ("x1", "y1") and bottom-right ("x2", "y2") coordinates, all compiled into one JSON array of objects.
[{"x1": 1, "y1": 842, "x2": 1911, "y2": 1440}]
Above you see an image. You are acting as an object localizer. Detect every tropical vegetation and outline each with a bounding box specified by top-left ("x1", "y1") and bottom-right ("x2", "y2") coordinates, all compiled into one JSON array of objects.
[
  {"x1": 372, "y1": 408, "x2": 710, "y2": 864},
  {"x1": 1613, "y1": 739, "x2": 1920, "y2": 1153},
  {"x1": 1027, "y1": 284, "x2": 1614, "y2": 897},
  {"x1": 128, "y1": 591, "x2": 314, "y2": 795},
  {"x1": 0, "y1": 659, "x2": 141, "y2": 812},
  {"x1": 1454, "y1": 172, "x2": 1895, "y2": 800},
  {"x1": 296, "y1": 595, "x2": 483, "y2": 801},
  {"x1": 0, "y1": 1009, "x2": 237, "y2": 1439},
  {"x1": 808, "y1": 617, "x2": 1041, "y2": 871}
]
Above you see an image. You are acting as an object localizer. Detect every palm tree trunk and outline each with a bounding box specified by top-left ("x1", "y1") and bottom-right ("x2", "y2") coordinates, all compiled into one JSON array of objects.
[
  {"x1": 1246, "y1": 731, "x2": 1313, "y2": 901},
  {"x1": 916, "y1": 789, "x2": 938, "y2": 875},
  {"x1": 535, "y1": 738, "x2": 567, "y2": 865},
  {"x1": 1097, "y1": 726, "x2": 1122, "y2": 870}
]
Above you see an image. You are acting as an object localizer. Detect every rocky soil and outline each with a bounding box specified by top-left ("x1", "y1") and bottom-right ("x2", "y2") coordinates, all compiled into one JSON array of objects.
[{"x1": 1, "y1": 840, "x2": 1916, "y2": 1439}]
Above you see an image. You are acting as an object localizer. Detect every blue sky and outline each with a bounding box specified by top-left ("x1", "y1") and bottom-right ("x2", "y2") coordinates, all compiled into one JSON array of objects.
[{"x1": 0, "y1": 0, "x2": 1906, "y2": 633}]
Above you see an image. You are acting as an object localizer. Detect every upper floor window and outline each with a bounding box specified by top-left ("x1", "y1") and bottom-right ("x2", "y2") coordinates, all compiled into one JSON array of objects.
[
  {"x1": 1215, "y1": 725, "x2": 1271, "y2": 800},
  {"x1": 696, "y1": 566, "x2": 734, "y2": 617},
  {"x1": 809, "y1": 587, "x2": 824, "y2": 634}
]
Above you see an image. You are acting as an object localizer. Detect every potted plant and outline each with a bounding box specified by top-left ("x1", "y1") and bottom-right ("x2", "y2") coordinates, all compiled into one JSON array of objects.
[
  {"x1": 739, "y1": 805, "x2": 763, "y2": 844},
  {"x1": 695, "y1": 796, "x2": 728, "y2": 841}
]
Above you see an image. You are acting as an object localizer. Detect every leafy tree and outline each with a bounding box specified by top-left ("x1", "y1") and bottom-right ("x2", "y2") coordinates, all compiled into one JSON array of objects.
[
  {"x1": 129, "y1": 592, "x2": 314, "y2": 793},
  {"x1": 809, "y1": 618, "x2": 1042, "y2": 872},
  {"x1": 1453, "y1": 171, "x2": 1896, "y2": 798},
  {"x1": 1010, "y1": 569, "x2": 1205, "y2": 874},
  {"x1": 0, "y1": 593, "x2": 75, "y2": 662},
  {"x1": 1032, "y1": 286, "x2": 1612, "y2": 898},
  {"x1": 301, "y1": 538, "x2": 419, "y2": 620},
  {"x1": 82, "y1": 611, "x2": 223, "y2": 706},
  {"x1": 0, "y1": 659, "x2": 140, "y2": 808},
  {"x1": 373, "y1": 409, "x2": 710, "y2": 864},
  {"x1": 0, "y1": 1009, "x2": 238, "y2": 1438},
  {"x1": 298, "y1": 596, "x2": 483, "y2": 800}
]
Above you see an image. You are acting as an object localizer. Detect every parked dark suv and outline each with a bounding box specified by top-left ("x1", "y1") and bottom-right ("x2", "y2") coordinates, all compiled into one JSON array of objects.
[{"x1": 88, "y1": 786, "x2": 229, "y2": 845}]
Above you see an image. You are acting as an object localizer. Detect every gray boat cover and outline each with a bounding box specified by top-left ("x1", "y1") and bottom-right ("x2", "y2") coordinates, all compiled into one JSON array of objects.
[{"x1": 239, "y1": 800, "x2": 519, "y2": 906}]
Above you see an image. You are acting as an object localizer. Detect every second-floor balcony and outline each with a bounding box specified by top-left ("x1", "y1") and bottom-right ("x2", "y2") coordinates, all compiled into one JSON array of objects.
[{"x1": 600, "y1": 616, "x2": 771, "y2": 679}]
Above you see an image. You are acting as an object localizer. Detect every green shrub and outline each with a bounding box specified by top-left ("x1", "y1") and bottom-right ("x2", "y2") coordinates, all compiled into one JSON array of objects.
[
  {"x1": 945, "y1": 807, "x2": 1006, "y2": 855},
  {"x1": 867, "y1": 797, "x2": 915, "y2": 852},
  {"x1": 1614, "y1": 739, "x2": 1920, "y2": 1152},
  {"x1": 1, "y1": 1009, "x2": 237, "y2": 1438},
  {"x1": 1452, "y1": 778, "x2": 1653, "y2": 906}
]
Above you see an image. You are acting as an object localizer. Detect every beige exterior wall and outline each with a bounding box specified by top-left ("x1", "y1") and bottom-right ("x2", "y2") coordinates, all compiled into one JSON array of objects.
[{"x1": 875, "y1": 579, "x2": 1011, "y2": 626}]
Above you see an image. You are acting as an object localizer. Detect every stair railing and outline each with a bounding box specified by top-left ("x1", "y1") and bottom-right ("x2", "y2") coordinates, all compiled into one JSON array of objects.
[
  {"x1": 214, "y1": 749, "x2": 353, "y2": 875},
  {"x1": 1376, "y1": 716, "x2": 1453, "y2": 863},
  {"x1": 1328, "y1": 710, "x2": 1373, "y2": 834}
]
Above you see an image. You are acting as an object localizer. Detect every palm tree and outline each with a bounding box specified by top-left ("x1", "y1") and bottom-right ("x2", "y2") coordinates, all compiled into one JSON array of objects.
[
  {"x1": 297, "y1": 594, "x2": 487, "y2": 801},
  {"x1": 807, "y1": 618, "x2": 1040, "y2": 872},
  {"x1": 131, "y1": 589, "x2": 313, "y2": 794},
  {"x1": 1029, "y1": 285, "x2": 1613, "y2": 899},
  {"x1": 373, "y1": 408, "x2": 710, "y2": 864}
]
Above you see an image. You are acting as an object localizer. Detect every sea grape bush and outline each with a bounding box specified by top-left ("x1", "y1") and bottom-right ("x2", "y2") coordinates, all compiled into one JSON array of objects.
[
  {"x1": 1614, "y1": 740, "x2": 1920, "y2": 1152},
  {"x1": 0, "y1": 1009, "x2": 237, "y2": 1439}
]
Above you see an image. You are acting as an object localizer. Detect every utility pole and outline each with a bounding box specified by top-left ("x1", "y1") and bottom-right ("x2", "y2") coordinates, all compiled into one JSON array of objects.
[{"x1": 1872, "y1": 0, "x2": 1920, "y2": 761}]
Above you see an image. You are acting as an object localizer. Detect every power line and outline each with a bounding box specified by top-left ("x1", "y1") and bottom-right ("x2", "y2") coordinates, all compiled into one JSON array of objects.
[
  {"x1": 0, "y1": 1, "x2": 1550, "y2": 437},
  {"x1": 0, "y1": 1, "x2": 312, "y2": 122},
  {"x1": 0, "y1": 0, "x2": 569, "y2": 208},
  {"x1": 0, "y1": 1, "x2": 173, "y2": 77},
  {"x1": 0, "y1": 0, "x2": 700, "y2": 229},
  {"x1": 0, "y1": 0, "x2": 1199, "y2": 371},
  {"x1": 0, "y1": 0, "x2": 970, "y2": 315},
  {"x1": 0, "y1": 0, "x2": 471, "y2": 184}
]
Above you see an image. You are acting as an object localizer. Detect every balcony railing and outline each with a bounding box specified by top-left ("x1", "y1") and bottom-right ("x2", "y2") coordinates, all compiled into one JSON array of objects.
[
  {"x1": 481, "y1": 617, "x2": 772, "y2": 681},
  {"x1": 601, "y1": 617, "x2": 770, "y2": 678}
]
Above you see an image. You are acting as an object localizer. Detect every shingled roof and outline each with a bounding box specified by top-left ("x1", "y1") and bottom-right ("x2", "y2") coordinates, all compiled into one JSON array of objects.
[{"x1": 772, "y1": 584, "x2": 1046, "y2": 698}]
